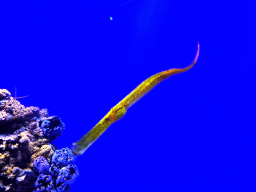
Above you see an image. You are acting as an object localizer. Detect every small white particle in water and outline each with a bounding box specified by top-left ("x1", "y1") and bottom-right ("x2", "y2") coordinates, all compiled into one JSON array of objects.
[{"x1": 110, "y1": 17, "x2": 113, "y2": 20}]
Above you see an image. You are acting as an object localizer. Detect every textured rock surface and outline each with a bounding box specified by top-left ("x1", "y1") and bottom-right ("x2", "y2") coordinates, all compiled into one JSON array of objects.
[{"x1": 0, "y1": 89, "x2": 79, "y2": 192}]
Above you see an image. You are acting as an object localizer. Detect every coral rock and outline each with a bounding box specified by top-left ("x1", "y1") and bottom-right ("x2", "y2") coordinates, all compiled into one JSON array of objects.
[
  {"x1": 40, "y1": 116, "x2": 65, "y2": 141},
  {"x1": 33, "y1": 156, "x2": 50, "y2": 174},
  {"x1": 56, "y1": 164, "x2": 79, "y2": 192},
  {"x1": 0, "y1": 89, "x2": 78, "y2": 192}
]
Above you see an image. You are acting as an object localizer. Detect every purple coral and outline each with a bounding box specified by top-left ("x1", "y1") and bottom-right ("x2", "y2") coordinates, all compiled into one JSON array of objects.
[
  {"x1": 0, "y1": 89, "x2": 11, "y2": 101},
  {"x1": 33, "y1": 156, "x2": 50, "y2": 174},
  {"x1": 0, "y1": 89, "x2": 79, "y2": 192},
  {"x1": 40, "y1": 116, "x2": 65, "y2": 141},
  {"x1": 56, "y1": 164, "x2": 79, "y2": 192},
  {"x1": 51, "y1": 148, "x2": 75, "y2": 167},
  {"x1": 33, "y1": 148, "x2": 78, "y2": 192},
  {"x1": 49, "y1": 148, "x2": 78, "y2": 191},
  {"x1": 34, "y1": 174, "x2": 55, "y2": 192},
  {"x1": 50, "y1": 148, "x2": 76, "y2": 177}
]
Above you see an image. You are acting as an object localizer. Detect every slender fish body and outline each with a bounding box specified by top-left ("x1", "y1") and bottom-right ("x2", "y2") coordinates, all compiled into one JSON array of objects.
[{"x1": 72, "y1": 43, "x2": 200, "y2": 156}]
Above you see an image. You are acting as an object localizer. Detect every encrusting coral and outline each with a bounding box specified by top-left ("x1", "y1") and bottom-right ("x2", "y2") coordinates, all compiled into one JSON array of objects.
[{"x1": 0, "y1": 89, "x2": 79, "y2": 192}]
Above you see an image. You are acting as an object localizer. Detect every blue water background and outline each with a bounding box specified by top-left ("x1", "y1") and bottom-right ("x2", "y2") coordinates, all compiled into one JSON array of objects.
[{"x1": 0, "y1": 0, "x2": 255, "y2": 191}]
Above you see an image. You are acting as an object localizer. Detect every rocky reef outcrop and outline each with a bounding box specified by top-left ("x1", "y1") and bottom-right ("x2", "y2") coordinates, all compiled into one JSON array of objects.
[{"x1": 0, "y1": 89, "x2": 79, "y2": 192}]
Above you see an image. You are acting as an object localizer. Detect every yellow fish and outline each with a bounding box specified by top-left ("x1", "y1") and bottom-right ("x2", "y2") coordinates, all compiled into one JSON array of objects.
[{"x1": 72, "y1": 43, "x2": 200, "y2": 156}]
